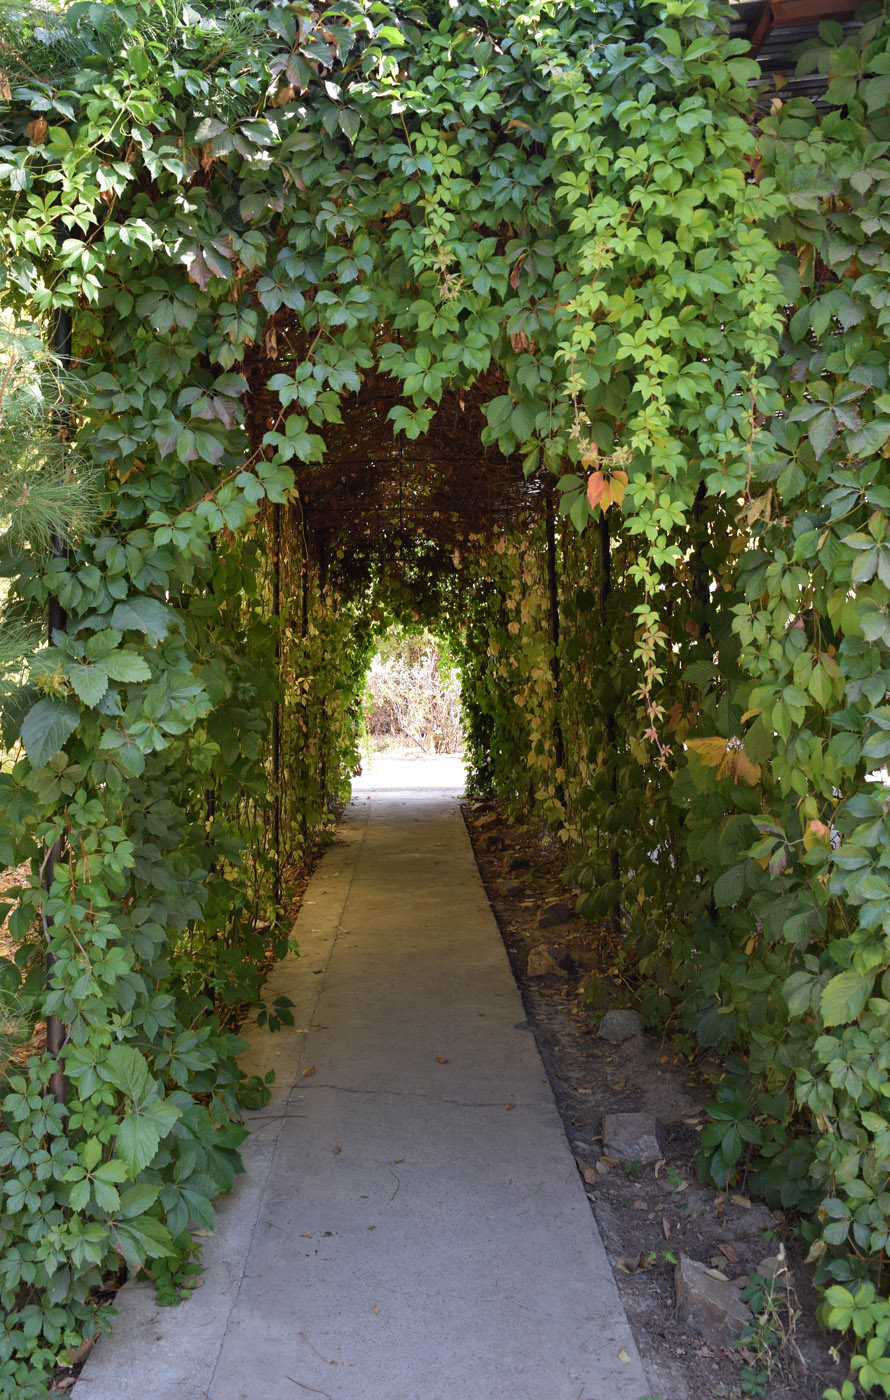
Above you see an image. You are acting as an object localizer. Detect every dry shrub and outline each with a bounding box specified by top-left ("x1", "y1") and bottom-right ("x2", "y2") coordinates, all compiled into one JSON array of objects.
[{"x1": 365, "y1": 633, "x2": 463, "y2": 753}]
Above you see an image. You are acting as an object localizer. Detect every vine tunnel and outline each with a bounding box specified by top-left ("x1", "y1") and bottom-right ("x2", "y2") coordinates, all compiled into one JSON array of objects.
[{"x1": 4, "y1": 0, "x2": 890, "y2": 1390}]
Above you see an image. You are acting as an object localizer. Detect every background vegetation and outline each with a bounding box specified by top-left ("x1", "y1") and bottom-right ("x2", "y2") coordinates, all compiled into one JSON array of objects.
[{"x1": 362, "y1": 627, "x2": 463, "y2": 754}]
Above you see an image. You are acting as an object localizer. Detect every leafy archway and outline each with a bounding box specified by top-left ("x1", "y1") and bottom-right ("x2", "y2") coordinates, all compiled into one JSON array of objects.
[{"x1": 2, "y1": 0, "x2": 890, "y2": 1393}]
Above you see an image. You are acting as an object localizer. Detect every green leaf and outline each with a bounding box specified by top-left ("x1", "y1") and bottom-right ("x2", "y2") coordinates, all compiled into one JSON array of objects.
[
  {"x1": 20, "y1": 698, "x2": 80, "y2": 769},
  {"x1": 82, "y1": 1137, "x2": 103, "y2": 1172},
  {"x1": 113, "y1": 1214, "x2": 176, "y2": 1270},
  {"x1": 67, "y1": 664, "x2": 109, "y2": 708},
  {"x1": 864, "y1": 74, "x2": 890, "y2": 113},
  {"x1": 848, "y1": 420, "x2": 890, "y2": 458},
  {"x1": 821, "y1": 969, "x2": 873, "y2": 1027},
  {"x1": 116, "y1": 1114, "x2": 161, "y2": 1174},
  {"x1": 808, "y1": 411, "x2": 838, "y2": 460},
  {"x1": 0, "y1": 958, "x2": 20, "y2": 995},
  {"x1": 338, "y1": 107, "x2": 360, "y2": 142},
  {"x1": 784, "y1": 969, "x2": 822, "y2": 1017},
  {"x1": 142, "y1": 1099, "x2": 181, "y2": 1136},
  {"x1": 99, "y1": 652, "x2": 152, "y2": 683},
  {"x1": 68, "y1": 1178, "x2": 91, "y2": 1211},
  {"x1": 116, "y1": 1183, "x2": 161, "y2": 1220},
  {"x1": 84, "y1": 628, "x2": 123, "y2": 660},
  {"x1": 510, "y1": 400, "x2": 536, "y2": 442},
  {"x1": 713, "y1": 862, "x2": 746, "y2": 907},
  {"x1": 103, "y1": 1044, "x2": 151, "y2": 1101},
  {"x1": 851, "y1": 548, "x2": 879, "y2": 586},
  {"x1": 109, "y1": 598, "x2": 177, "y2": 644}
]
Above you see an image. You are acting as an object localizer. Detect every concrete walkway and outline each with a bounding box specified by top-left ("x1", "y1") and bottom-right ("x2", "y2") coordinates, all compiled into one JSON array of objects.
[{"x1": 75, "y1": 759, "x2": 646, "y2": 1400}]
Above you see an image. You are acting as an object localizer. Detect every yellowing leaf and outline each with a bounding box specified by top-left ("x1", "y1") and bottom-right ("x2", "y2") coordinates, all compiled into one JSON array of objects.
[
  {"x1": 730, "y1": 752, "x2": 761, "y2": 787},
  {"x1": 687, "y1": 737, "x2": 730, "y2": 768},
  {"x1": 610, "y1": 470, "x2": 628, "y2": 508}
]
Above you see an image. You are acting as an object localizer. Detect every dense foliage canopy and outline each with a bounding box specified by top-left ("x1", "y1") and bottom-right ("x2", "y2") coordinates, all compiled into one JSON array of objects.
[{"x1": 2, "y1": 0, "x2": 890, "y2": 1394}]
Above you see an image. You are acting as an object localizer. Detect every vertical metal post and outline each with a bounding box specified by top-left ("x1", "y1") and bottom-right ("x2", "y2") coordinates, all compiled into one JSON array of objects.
[
  {"x1": 272, "y1": 502, "x2": 282, "y2": 908},
  {"x1": 44, "y1": 305, "x2": 71, "y2": 1106},
  {"x1": 598, "y1": 512, "x2": 621, "y2": 929},
  {"x1": 545, "y1": 500, "x2": 566, "y2": 786},
  {"x1": 691, "y1": 480, "x2": 710, "y2": 639}
]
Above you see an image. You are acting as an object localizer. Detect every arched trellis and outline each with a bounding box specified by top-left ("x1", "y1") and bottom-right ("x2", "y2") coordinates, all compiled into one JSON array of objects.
[{"x1": 0, "y1": 1, "x2": 890, "y2": 1393}]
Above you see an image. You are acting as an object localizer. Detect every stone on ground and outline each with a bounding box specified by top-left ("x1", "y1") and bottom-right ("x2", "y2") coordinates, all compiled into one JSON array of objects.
[
  {"x1": 526, "y1": 945, "x2": 566, "y2": 978},
  {"x1": 537, "y1": 899, "x2": 573, "y2": 928},
  {"x1": 674, "y1": 1254, "x2": 751, "y2": 1345},
  {"x1": 602, "y1": 1111, "x2": 666, "y2": 1162},
  {"x1": 598, "y1": 1009, "x2": 643, "y2": 1043}
]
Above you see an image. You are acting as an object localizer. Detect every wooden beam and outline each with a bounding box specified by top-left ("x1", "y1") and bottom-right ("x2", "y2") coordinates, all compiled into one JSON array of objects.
[{"x1": 747, "y1": 0, "x2": 862, "y2": 55}]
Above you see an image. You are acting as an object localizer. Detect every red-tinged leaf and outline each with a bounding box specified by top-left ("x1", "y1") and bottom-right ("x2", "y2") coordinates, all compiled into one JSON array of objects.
[{"x1": 587, "y1": 471, "x2": 607, "y2": 509}]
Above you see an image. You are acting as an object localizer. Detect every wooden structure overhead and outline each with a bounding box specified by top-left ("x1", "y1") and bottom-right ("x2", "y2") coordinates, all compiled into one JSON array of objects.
[
  {"x1": 730, "y1": 0, "x2": 866, "y2": 97},
  {"x1": 743, "y1": 0, "x2": 862, "y2": 54}
]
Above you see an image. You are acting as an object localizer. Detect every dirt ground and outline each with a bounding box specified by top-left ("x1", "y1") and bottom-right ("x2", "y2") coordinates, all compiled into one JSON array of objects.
[{"x1": 462, "y1": 799, "x2": 845, "y2": 1400}]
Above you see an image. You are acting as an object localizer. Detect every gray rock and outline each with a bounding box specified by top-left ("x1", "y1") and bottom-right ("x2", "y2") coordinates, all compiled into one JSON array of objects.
[
  {"x1": 602, "y1": 1111, "x2": 665, "y2": 1162},
  {"x1": 725, "y1": 1203, "x2": 775, "y2": 1240},
  {"x1": 675, "y1": 1254, "x2": 751, "y2": 1345},
  {"x1": 544, "y1": 943, "x2": 572, "y2": 971},
  {"x1": 526, "y1": 946, "x2": 566, "y2": 978},
  {"x1": 504, "y1": 881, "x2": 525, "y2": 897},
  {"x1": 598, "y1": 1009, "x2": 643, "y2": 1043},
  {"x1": 538, "y1": 900, "x2": 573, "y2": 928}
]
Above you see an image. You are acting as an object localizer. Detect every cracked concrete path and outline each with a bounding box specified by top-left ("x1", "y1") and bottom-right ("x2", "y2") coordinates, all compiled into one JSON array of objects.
[{"x1": 75, "y1": 760, "x2": 646, "y2": 1400}]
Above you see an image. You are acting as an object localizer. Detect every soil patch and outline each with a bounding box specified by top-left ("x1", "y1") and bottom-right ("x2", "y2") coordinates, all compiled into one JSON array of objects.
[{"x1": 462, "y1": 800, "x2": 844, "y2": 1400}]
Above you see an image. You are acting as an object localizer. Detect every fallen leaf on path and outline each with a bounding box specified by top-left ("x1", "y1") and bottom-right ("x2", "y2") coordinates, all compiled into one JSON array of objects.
[
  {"x1": 662, "y1": 1218, "x2": 671, "y2": 1239},
  {"x1": 616, "y1": 1253, "x2": 656, "y2": 1275},
  {"x1": 719, "y1": 1243, "x2": 739, "y2": 1263},
  {"x1": 608, "y1": 1079, "x2": 634, "y2": 1091},
  {"x1": 583, "y1": 1166, "x2": 597, "y2": 1185},
  {"x1": 732, "y1": 1193, "x2": 751, "y2": 1209},
  {"x1": 618, "y1": 1349, "x2": 631, "y2": 1364},
  {"x1": 302, "y1": 1066, "x2": 316, "y2": 1077},
  {"x1": 332, "y1": 1146, "x2": 341, "y2": 1155},
  {"x1": 704, "y1": 1267, "x2": 729, "y2": 1281},
  {"x1": 394, "y1": 1157, "x2": 404, "y2": 1164},
  {"x1": 505, "y1": 1102, "x2": 515, "y2": 1110},
  {"x1": 435, "y1": 1056, "x2": 449, "y2": 1064}
]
